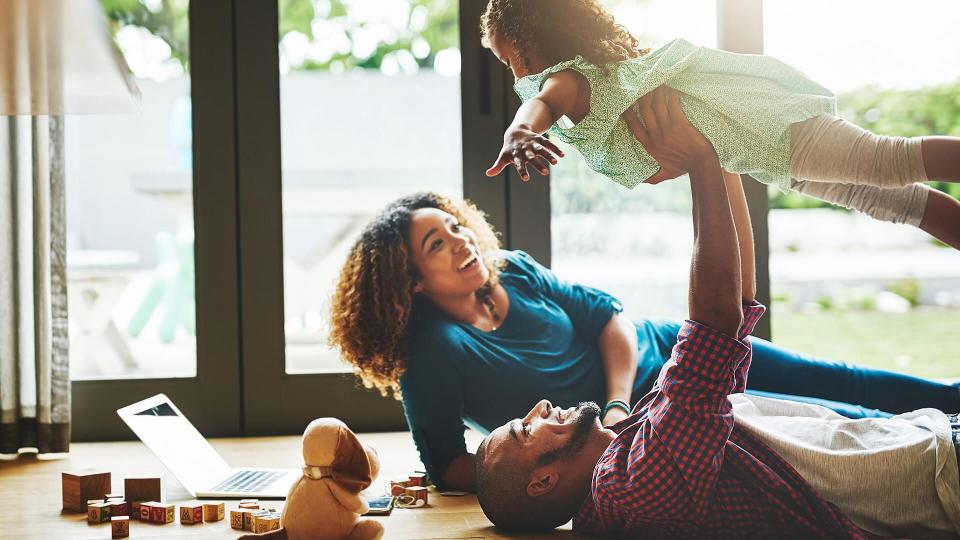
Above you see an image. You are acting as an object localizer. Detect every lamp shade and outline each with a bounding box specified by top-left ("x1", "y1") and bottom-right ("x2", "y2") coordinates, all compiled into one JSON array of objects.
[{"x1": 0, "y1": 0, "x2": 140, "y2": 115}]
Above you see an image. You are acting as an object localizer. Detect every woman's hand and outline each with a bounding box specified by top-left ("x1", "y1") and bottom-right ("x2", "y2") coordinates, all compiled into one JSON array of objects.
[
  {"x1": 602, "y1": 407, "x2": 629, "y2": 427},
  {"x1": 485, "y1": 125, "x2": 565, "y2": 181},
  {"x1": 622, "y1": 86, "x2": 717, "y2": 185}
]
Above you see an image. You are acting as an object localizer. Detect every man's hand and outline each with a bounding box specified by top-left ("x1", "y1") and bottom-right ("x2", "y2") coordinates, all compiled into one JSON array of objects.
[{"x1": 622, "y1": 86, "x2": 716, "y2": 185}]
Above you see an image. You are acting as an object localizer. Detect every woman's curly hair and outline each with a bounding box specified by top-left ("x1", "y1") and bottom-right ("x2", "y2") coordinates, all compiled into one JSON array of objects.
[
  {"x1": 329, "y1": 192, "x2": 504, "y2": 399},
  {"x1": 480, "y1": 0, "x2": 649, "y2": 73}
]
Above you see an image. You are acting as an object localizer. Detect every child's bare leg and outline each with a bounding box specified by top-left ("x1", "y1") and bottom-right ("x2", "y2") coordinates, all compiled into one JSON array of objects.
[
  {"x1": 919, "y1": 188, "x2": 960, "y2": 249},
  {"x1": 921, "y1": 137, "x2": 960, "y2": 182}
]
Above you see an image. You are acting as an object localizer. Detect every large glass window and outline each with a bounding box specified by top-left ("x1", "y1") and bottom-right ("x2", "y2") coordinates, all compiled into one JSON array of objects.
[
  {"x1": 279, "y1": 0, "x2": 462, "y2": 373},
  {"x1": 764, "y1": 0, "x2": 960, "y2": 379},
  {"x1": 550, "y1": 0, "x2": 717, "y2": 323},
  {"x1": 67, "y1": 0, "x2": 195, "y2": 380}
]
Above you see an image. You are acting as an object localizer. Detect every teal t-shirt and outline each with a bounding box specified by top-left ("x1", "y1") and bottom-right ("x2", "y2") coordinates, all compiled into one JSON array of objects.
[
  {"x1": 513, "y1": 38, "x2": 837, "y2": 191},
  {"x1": 399, "y1": 250, "x2": 680, "y2": 487}
]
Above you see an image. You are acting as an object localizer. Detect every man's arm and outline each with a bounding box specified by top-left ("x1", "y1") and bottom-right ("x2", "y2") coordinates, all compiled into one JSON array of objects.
[
  {"x1": 596, "y1": 88, "x2": 759, "y2": 523},
  {"x1": 687, "y1": 159, "x2": 742, "y2": 336},
  {"x1": 722, "y1": 170, "x2": 756, "y2": 302}
]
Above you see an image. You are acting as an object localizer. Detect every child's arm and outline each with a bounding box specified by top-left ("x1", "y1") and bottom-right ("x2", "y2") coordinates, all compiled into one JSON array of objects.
[
  {"x1": 721, "y1": 170, "x2": 756, "y2": 302},
  {"x1": 485, "y1": 71, "x2": 582, "y2": 180}
]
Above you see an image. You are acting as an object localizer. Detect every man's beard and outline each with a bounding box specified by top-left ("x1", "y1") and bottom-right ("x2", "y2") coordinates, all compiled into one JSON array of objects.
[{"x1": 535, "y1": 402, "x2": 602, "y2": 467}]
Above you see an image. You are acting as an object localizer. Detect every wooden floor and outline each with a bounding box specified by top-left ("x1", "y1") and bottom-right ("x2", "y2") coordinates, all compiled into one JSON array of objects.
[{"x1": 0, "y1": 431, "x2": 587, "y2": 540}]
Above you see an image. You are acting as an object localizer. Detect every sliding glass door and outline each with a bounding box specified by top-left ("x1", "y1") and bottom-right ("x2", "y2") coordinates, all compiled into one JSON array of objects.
[{"x1": 71, "y1": 0, "x2": 242, "y2": 441}]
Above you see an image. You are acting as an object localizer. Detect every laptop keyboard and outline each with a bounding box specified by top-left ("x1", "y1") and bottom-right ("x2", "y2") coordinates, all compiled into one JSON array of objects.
[{"x1": 211, "y1": 470, "x2": 285, "y2": 493}]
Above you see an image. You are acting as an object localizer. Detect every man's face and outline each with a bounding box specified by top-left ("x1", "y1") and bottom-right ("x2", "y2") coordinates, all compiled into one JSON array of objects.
[{"x1": 484, "y1": 400, "x2": 604, "y2": 482}]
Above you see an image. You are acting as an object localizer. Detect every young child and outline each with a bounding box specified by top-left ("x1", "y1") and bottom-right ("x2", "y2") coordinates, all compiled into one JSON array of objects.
[{"x1": 481, "y1": 0, "x2": 960, "y2": 250}]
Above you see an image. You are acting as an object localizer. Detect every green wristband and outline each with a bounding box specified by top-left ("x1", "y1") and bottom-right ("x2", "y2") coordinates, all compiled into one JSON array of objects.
[{"x1": 602, "y1": 399, "x2": 631, "y2": 419}]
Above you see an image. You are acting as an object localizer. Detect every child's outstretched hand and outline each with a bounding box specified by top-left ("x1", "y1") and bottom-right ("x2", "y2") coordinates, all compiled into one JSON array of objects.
[
  {"x1": 624, "y1": 86, "x2": 716, "y2": 185},
  {"x1": 486, "y1": 126, "x2": 565, "y2": 181}
]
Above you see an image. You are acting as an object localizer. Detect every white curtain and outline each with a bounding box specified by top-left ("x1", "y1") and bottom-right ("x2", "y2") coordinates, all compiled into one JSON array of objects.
[
  {"x1": 0, "y1": 0, "x2": 139, "y2": 455},
  {"x1": 0, "y1": 115, "x2": 70, "y2": 455}
]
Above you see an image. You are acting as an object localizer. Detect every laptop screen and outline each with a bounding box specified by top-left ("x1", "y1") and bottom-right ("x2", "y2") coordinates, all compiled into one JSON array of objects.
[{"x1": 117, "y1": 394, "x2": 232, "y2": 495}]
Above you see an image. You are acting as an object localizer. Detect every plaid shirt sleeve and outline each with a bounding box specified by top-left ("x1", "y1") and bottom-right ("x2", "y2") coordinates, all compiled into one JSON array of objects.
[{"x1": 592, "y1": 301, "x2": 766, "y2": 529}]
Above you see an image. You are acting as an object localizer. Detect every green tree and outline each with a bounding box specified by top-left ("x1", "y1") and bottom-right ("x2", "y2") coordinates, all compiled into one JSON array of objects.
[
  {"x1": 100, "y1": 0, "x2": 459, "y2": 72},
  {"x1": 101, "y1": 0, "x2": 190, "y2": 66}
]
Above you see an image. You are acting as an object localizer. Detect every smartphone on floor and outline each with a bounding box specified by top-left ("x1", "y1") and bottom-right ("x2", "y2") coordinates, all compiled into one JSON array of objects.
[{"x1": 365, "y1": 495, "x2": 394, "y2": 515}]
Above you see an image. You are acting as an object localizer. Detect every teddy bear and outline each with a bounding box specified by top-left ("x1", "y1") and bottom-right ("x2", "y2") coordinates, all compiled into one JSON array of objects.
[{"x1": 239, "y1": 418, "x2": 384, "y2": 540}]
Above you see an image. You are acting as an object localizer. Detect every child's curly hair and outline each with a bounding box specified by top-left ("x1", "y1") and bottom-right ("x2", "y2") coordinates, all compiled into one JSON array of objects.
[
  {"x1": 328, "y1": 192, "x2": 504, "y2": 399},
  {"x1": 480, "y1": 0, "x2": 649, "y2": 72}
]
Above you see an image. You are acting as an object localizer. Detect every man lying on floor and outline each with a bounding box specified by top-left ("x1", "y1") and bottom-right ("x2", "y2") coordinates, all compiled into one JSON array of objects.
[{"x1": 475, "y1": 102, "x2": 960, "y2": 538}]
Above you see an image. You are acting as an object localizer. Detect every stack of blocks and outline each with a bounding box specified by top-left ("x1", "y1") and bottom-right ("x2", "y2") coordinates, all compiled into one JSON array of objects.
[
  {"x1": 252, "y1": 510, "x2": 282, "y2": 533},
  {"x1": 229, "y1": 500, "x2": 281, "y2": 532},
  {"x1": 389, "y1": 472, "x2": 430, "y2": 506},
  {"x1": 64, "y1": 470, "x2": 228, "y2": 536}
]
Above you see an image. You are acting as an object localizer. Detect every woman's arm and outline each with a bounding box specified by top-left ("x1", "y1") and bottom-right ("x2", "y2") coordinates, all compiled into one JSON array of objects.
[
  {"x1": 486, "y1": 71, "x2": 582, "y2": 180},
  {"x1": 598, "y1": 312, "x2": 639, "y2": 426},
  {"x1": 721, "y1": 170, "x2": 756, "y2": 302}
]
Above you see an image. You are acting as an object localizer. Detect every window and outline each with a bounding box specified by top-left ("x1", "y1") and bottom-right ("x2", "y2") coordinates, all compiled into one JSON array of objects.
[
  {"x1": 550, "y1": 0, "x2": 717, "y2": 323},
  {"x1": 764, "y1": 0, "x2": 960, "y2": 379},
  {"x1": 68, "y1": 0, "x2": 195, "y2": 380},
  {"x1": 278, "y1": 0, "x2": 463, "y2": 373}
]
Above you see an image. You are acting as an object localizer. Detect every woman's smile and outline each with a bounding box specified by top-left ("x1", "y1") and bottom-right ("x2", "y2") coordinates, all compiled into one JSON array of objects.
[{"x1": 457, "y1": 251, "x2": 481, "y2": 273}]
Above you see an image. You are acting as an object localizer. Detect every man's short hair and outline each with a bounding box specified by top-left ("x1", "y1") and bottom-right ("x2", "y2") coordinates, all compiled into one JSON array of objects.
[{"x1": 475, "y1": 436, "x2": 581, "y2": 532}]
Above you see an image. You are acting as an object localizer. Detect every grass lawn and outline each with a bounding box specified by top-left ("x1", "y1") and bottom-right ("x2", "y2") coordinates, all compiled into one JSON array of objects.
[{"x1": 771, "y1": 307, "x2": 960, "y2": 381}]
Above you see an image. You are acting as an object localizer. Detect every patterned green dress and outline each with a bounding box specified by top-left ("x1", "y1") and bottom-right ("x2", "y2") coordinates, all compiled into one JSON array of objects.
[{"x1": 513, "y1": 38, "x2": 837, "y2": 191}]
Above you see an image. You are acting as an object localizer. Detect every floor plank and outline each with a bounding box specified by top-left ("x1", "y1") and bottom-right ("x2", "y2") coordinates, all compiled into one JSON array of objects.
[{"x1": 0, "y1": 431, "x2": 587, "y2": 539}]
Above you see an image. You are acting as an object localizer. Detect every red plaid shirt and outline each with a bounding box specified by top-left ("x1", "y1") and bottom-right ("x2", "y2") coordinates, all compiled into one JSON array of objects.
[{"x1": 573, "y1": 301, "x2": 879, "y2": 539}]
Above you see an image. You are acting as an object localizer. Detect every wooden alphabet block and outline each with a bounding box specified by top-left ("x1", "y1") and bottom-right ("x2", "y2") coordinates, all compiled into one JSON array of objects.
[
  {"x1": 111, "y1": 516, "x2": 129, "y2": 539},
  {"x1": 87, "y1": 502, "x2": 112, "y2": 523},
  {"x1": 130, "y1": 501, "x2": 141, "y2": 519},
  {"x1": 405, "y1": 486, "x2": 428, "y2": 505},
  {"x1": 407, "y1": 473, "x2": 427, "y2": 486},
  {"x1": 390, "y1": 476, "x2": 412, "y2": 496},
  {"x1": 179, "y1": 502, "x2": 204, "y2": 524},
  {"x1": 254, "y1": 511, "x2": 281, "y2": 533},
  {"x1": 245, "y1": 509, "x2": 269, "y2": 531},
  {"x1": 203, "y1": 502, "x2": 225, "y2": 522},
  {"x1": 158, "y1": 502, "x2": 175, "y2": 523},
  {"x1": 139, "y1": 502, "x2": 153, "y2": 521},
  {"x1": 124, "y1": 476, "x2": 162, "y2": 502},
  {"x1": 62, "y1": 471, "x2": 111, "y2": 513},
  {"x1": 230, "y1": 509, "x2": 250, "y2": 530},
  {"x1": 109, "y1": 500, "x2": 128, "y2": 517}
]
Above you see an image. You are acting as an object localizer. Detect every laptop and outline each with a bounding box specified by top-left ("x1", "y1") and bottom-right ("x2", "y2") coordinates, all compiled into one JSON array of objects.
[{"x1": 117, "y1": 393, "x2": 299, "y2": 498}]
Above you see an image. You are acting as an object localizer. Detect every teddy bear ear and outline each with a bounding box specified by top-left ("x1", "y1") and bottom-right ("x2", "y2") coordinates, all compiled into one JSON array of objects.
[{"x1": 329, "y1": 424, "x2": 373, "y2": 492}]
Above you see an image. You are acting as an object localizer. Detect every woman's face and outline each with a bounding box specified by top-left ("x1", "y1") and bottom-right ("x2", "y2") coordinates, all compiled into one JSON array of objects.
[
  {"x1": 489, "y1": 32, "x2": 547, "y2": 80},
  {"x1": 407, "y1": 208, "x2": 490, "y2": 297}
]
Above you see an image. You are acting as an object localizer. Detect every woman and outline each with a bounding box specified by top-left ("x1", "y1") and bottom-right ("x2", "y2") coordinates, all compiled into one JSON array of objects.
[{"x1": 329, "y1": 192, "x2": 959, "y2": 492}]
